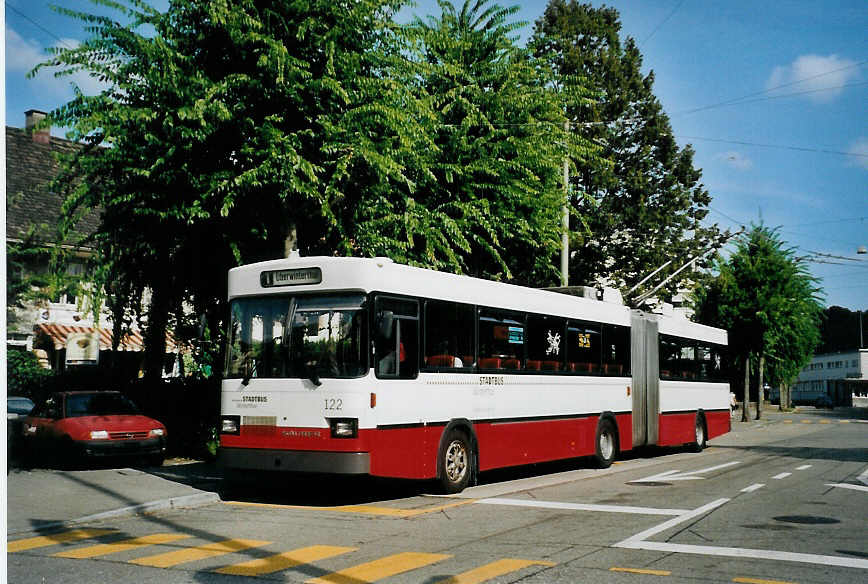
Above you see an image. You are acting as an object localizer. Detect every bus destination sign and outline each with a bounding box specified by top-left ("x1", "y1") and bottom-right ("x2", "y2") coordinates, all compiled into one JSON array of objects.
[{"x1": 261, "y1": 267, "x2": 322, "y2": 288}]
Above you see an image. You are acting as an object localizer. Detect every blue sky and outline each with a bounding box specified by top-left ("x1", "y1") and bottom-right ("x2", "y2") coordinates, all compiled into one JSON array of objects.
[{"x1": 5, "y1": 1, "x2": 867, "y2": 311}]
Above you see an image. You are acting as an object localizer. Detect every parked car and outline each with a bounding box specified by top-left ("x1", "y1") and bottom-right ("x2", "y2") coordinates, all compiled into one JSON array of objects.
[
  {"x1": 22, "y1": 391, "x2": 167, "y2": 467},
  {"x1": 7, "y1": 396, "x2": 34, "y2": 470},
  {"x1": 814, "y1": 394, "x2": 834, "y2": 409}
]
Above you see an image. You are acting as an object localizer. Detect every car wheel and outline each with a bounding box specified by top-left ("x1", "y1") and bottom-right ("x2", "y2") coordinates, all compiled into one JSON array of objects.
[
  {"x1": 148, "y1": 454, "x2": 165, "y2": 467},
  {"x1": 690, "y1": 415, "x2": 707, "y2": 452},
  {"x1": 437, "y1": 429, "x2": 473, "y2": 494},
  {"x1": 594, "y1": 418, "x2": 618, "y2": 469},
  {"x1": 59, "y1": 437, "x2": 82, "y2": 470}
]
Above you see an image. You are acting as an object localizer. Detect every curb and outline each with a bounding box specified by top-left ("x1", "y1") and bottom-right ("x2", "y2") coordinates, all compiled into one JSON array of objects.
[{"x1": 8, "y1": 492, "x2": 221, "y2": 536}]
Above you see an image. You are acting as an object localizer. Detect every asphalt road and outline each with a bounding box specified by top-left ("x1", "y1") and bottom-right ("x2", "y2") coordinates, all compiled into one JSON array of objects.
[{"x1": 7, "y1": 407, "x2": 868, "y2": 584}]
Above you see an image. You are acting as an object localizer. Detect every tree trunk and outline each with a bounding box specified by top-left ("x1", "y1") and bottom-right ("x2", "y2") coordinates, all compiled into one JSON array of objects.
[
  {"x1": 741, "y1": 355, "x2": 750, "y2": 422},
  {"x1": 756, "y1": 352, "x2": 765, "y2": 420},
  {"x1": 143, "y1": 286, "x2": 170, "y2": 384},
  {"x1": 779, "y1": 382, "x2": 786, "y2": 411}
]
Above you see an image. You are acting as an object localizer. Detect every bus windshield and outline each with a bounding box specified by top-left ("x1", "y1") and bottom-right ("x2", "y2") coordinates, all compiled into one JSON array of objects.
[{"x1": 225, "y1": 294, "x2": 368, "y2": 381}]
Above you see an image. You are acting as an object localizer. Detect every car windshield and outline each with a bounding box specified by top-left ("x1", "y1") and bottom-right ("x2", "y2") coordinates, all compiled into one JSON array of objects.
[
  {"x1": 65, "y1": 393, "x2": 141, "y2": 417},
  {"x1": 225, "y1": 294, "x2": 368, "y2": 381}
]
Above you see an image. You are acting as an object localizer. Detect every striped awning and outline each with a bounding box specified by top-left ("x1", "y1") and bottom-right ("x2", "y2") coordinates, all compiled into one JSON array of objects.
[{"x1": 34, "y1": 324, "x2": 178, "y2": 352}]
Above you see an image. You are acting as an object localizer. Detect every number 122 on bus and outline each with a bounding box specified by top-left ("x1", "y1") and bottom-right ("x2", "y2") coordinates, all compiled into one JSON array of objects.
[{"x1": 219, "y1": 256, "x2": 730, "y2": 493}]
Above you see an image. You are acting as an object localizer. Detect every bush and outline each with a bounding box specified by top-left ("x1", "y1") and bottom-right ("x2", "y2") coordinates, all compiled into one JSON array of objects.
[{"x1": 6, "y1": 350, "x2": 52, "y2": 399}]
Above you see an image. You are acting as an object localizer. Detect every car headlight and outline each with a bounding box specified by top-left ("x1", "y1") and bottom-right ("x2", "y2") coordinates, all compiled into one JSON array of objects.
[
  {"x1": 24, "y1": 424, "x2": 36, "y2": 434},
  {"x1": 90, "y1": 430, "x2": 109, "y2": 440},
  {"x1": 149, "y1": 428, "x2": 165, "y2": 437}
]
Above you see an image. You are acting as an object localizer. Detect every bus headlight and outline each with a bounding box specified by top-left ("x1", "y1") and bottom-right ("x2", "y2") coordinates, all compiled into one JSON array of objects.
[
  {"x1": 221, "y1": 415, "x2": 240, "y2": 435},
  {"x1": 330, "y1": 419, "x2": 358, "y2": 439}
]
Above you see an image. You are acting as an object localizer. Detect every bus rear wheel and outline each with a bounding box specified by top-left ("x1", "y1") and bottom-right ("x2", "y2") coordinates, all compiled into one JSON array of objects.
[
  {"x1": 437, "y1": 429, "x2": 473, "y2": 494},
  {"x1": 690, "y1": 415, "x2": 707, "y2": 452},
  {"x1": 594, "y1": 419, "x2": 617, "y2": 469}
]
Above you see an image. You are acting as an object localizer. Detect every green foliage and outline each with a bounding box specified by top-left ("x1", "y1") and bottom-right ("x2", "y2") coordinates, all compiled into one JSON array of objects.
[
  {"x1": 6, "y1": 350, "x2": 53, "y2": 398},
  {"x1": 381, "y1": 0, "x2": 603, "y2": 285},
  {"x1": 694, "y1": 225, "x2": 824, "y2": 388},
  {"x1": 530, "y1": 1, "x2": 726, "y2": 298}
]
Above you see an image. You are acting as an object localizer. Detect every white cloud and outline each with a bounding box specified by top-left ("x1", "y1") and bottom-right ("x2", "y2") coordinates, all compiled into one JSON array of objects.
[
  {"x1": 6, "y1": 28, "x2": 107, "y2": 98},
  {"x1": 848, "y1": 137, "x2": 868, "y2": 170},
  {"x1": 715, "y1": 151, "x2": 753, "y2": 170},
  {"x1": 766, "y1": 54, "x2": 859, "y2": 103}
]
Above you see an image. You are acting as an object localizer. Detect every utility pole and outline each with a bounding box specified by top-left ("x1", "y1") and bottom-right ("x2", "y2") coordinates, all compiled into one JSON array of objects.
[{"x1": 560, "y1": 120, "x2": 570, "y2": 287}]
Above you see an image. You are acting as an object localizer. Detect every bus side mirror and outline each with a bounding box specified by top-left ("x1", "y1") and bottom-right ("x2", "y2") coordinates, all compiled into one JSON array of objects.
[{"x1": 376, "y1": 310, "x2": 394, "y2": 340}]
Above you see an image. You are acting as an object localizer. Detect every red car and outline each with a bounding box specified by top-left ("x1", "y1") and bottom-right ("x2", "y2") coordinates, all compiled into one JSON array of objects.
[{"x1": 23, "y1": 391, "x2": 167, "y2": 467}]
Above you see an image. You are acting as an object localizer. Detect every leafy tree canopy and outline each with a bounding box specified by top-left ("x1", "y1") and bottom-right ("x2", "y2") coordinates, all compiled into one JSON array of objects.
[{"x1": 530, "y1": 0, "x2": 726, "y2": 300}]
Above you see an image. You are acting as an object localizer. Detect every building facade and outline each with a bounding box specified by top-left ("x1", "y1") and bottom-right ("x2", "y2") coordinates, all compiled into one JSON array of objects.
[
  {"x1": 6, "y1": 110, "x2": 178, "y2": 375},
  {"x1": 790, "y1": 349, "x2": 868, "y2": 405}
]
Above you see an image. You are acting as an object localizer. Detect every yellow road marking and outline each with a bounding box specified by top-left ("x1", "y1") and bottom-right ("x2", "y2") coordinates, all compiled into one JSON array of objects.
[
  {"x1": 611, "y1": 566, "x2": 671, "y2": 576},
  {"x1": 129, "y1": 538, "x2": 269, "y2": 568},
  {"x1": 733, "y1": 577, "x2": 797, "y2": 584},
  {"x1": 819, "y1": 420, "x2": 831, "y2": 424},
  {"x1": 783, "y1": 420, "x2": 793, "y2": 424},
  {"x1": 839, "y1": 420, "x2": 850, "y2": 424},
  {"x1": 54, "y1": 533, "x2": 190, "y2": 559},
  {"x1": 226, "y1": 499, "x2": 475, "y2": 518},
  {"x1": 215, "y1": 545, "x2": 356, "y2": 576},
  {"x1": 800, "y1": 420, "x2": 812, "y2": 424},
  {"x1": 305, "y1": 551, "x2": 450, "y2": 584},
  {"x1": 8, "y1": 529, "x2": 116, "y2": 553},
  {"x1": 434, "y1": 558, "x2": 555, "y2": 583}
]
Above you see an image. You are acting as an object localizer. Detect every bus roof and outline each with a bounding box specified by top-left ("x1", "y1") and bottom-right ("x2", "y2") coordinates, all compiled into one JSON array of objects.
[{"x1": 228, "y1": 256, "x2": 726, "y2": 343}]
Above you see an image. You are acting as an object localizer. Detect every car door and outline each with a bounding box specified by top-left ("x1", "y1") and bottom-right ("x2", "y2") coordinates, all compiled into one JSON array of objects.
[{"x1": 26, "y1": 395, "x2": 64, "y2": 452}]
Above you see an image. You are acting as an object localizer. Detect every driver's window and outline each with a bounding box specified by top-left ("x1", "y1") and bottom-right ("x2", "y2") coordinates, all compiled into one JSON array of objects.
[{"x1": 374, "y1": 296, "x2": 419, "y2": 379}]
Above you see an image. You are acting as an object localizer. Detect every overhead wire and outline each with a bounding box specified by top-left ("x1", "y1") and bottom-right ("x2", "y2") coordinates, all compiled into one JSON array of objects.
[{"x1": 6, "y1": 3, "x2": 76, "y2": 50}]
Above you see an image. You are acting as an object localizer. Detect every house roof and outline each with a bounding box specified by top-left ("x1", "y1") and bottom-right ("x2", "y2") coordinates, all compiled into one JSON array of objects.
[{"x1": 5, "y1": 126, "x2": 101, "y2": 247}]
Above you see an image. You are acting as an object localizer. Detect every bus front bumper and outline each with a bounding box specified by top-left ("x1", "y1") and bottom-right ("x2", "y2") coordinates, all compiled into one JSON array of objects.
[{"x1": 217, "y1": 447, "x2": 370, "y2": 474}]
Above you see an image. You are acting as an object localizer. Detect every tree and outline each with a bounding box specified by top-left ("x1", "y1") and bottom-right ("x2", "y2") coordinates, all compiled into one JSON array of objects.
[
  {"x1": 37, "y1": 0, "x2": 421, "y2": 380},
  {"x1": 395, "y1": 0, "x2": 602, "y2": 284},
  {"x1": 694, "y1": 225, "x2": 823, "y2": 419},
  {"x1": 530, "y1": 0, "x2": 726, "y2": 300}
]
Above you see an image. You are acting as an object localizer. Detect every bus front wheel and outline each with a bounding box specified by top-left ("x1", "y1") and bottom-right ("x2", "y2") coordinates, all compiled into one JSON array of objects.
[
  {"x1": 594, "y1": 419, "x2": 617, "y2": 469},
  {"x1": 437, "y1": 429, "x2": 473, "y2": 494}
]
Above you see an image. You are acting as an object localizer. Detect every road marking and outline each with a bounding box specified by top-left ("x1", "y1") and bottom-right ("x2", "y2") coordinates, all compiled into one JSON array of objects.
[
  {"x1": 826, "y1": 483, "x2": 868, "y2": 493},
  {"x1": 740, "y1": 484, "x2": 765, "y2": 493},
  {"x1": 129, "y1": 538, "x2": 269, "y2": 568},
  {"x1": 840, "y1": 420, "x2": 851, "y2": 424},
  {"x1": 859, "y1": 466, "x2": 868, "y2": 486},
  {"x1": 8, "y1": 529, "x2": 116, "y2": 553},
  {"x1": 433, "y1": 558, "x2": 555, "y2": 583},
  {"x1": 733, "y1": 578, "x2": 797, "y2": 584},
  {"x1": 795, "y1": 465, "x2": 812, "y2": 470},
  {"x1": 630, "y1": 461, "x2": 741, "y2": 484},
  {"x1": 305, "y1": 551, "x2": 450, "y2": 584},
  {"x1": 477, "y1": 498, "x2": 687, "y2": 516},
  {"x1": 226, "y1": 500, "x2": 475, "y2": 518},
  {"x1": 610, "y1": 566, "x2": 671, "y2": 576},
  {"x1": 800, "y1": 420, "x2": 812, "y2": 424},
  {"x1": 616, "y1": 498, "x2": 730, "y2": 546},
  {"x1": 783, "y1": 420, "x2": 793, "y2": 424},
  {"x1": 771, "y1": 472, "x2": 791, "y2": 480},
  {"x1": 215, "y1": 545, "x2": 356, "y2": 576},
  {"x1": 53, "y1": 533, "x2": 191, "y2": 559},
  {"x1": 622, "y1": 540, "x2": 868, "y2": 570},
  {"x1": 820, "y1": 420, "x2": 831, "y2": 424}
]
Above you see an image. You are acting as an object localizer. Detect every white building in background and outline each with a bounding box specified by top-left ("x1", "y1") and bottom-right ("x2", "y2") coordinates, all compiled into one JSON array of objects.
[{"x1": 790, "y1": 349, "x2": 868, "y2": 406}]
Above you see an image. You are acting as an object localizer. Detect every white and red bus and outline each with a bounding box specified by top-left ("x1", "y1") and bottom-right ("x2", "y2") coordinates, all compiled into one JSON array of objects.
[{"x1": 218, "y1": 255, "x2": 730, "y2": 493}]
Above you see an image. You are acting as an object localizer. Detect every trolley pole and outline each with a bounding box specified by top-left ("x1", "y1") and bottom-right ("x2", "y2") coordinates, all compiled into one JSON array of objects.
[{"x1": 561, "y1": 121, "x2": 570, "y2": 287}]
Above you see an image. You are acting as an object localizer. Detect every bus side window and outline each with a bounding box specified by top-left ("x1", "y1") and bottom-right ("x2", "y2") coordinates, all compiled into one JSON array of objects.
[
  {"x1": 527, "y1": 315, "x2": 565, "y2": 372},
  {"x1": 478, "y1": 309, "x2": 525, "y2": 370},
  {"x1": 602, "y1": 324, "x2": 631, "y2": 376},
  {"x1": 424, "y1": 300, "x2": 475, "y2": 370},
  {"x1": 375, "y1": 296, "x2": 419, "y2": 379}
]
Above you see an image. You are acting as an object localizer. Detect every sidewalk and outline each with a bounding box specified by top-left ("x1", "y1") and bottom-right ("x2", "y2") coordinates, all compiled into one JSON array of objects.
[{"x1": 6, "y1": 460, "x2": 221, "y2": 535}]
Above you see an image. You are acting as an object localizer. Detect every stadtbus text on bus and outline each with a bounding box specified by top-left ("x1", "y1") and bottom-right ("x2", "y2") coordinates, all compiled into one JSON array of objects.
[{"x1": 218, "y1": 255, "x2": 730, "y2": 493}]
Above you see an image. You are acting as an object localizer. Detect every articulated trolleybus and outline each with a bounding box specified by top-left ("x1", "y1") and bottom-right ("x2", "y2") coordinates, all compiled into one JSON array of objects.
[{"x1": 219, "y1": 255, "x2": 730, "y2": 493}]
